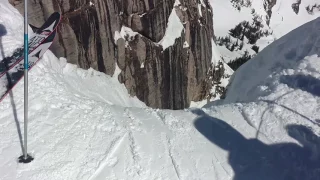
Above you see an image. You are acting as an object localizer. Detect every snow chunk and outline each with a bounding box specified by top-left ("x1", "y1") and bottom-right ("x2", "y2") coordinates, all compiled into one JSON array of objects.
[
  {"x1": 120, "y1": 26, "x2": 139, "y2": 40},
  {"x1": 158, "y1": 8, "x2": 184, "y2": 50},
  {"x1": 114, "y1": 26, "x2": 140, "y2": 47},
  {"x1": 114, "y1": 26, "x2": 139, "y2": 42},
  {"x1": 174, "y1": 0, "x2": 181, "y2": 6},
  {"x1": 183, "y1": 41, "x2": 189, "y2": 48}
]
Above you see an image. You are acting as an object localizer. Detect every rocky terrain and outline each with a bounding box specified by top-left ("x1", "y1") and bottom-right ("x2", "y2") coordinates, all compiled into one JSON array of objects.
[{"x1": 9, "y1": 0, "x2": 319, "y2": 109}]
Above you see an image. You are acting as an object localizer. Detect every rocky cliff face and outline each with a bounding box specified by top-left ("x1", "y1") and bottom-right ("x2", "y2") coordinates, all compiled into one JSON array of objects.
[{"x1": 10, "y1": 0, "x2": 216, "y2": 109}]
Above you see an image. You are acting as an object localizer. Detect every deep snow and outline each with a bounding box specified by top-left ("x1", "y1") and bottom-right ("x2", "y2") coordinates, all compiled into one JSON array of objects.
[{"x1": 0, "y1": 1, "x2": 320, "y2": 180}]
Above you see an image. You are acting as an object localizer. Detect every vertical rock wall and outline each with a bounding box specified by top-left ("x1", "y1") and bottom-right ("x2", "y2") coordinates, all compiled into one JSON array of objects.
[{"x1": 10, "y1": 0, "x2": 215, "y2": 109}]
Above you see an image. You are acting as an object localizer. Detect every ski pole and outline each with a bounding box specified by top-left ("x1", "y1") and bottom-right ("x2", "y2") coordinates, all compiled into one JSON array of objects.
[{"x1": 23, "y1": 0, "x2": 29, "y2": 161}]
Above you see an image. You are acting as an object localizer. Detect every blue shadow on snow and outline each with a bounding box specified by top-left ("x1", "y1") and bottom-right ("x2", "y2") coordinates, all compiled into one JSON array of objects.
[
  {"x1": 192, "y1": 109, "x2": 320, "y2": 180},
  {"x1": 280, "y1": 74, "x2": 320, "y2": 97},
  {"x1": 0, "y1": 24, "x2": 25, "y2": 156}
]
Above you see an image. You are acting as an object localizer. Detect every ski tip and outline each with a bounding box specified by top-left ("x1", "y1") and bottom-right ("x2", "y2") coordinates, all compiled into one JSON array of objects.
[
  {"x1": 51, "y1": 12, "x2": 61, "y2": 19},
  {"x1": 48, "y1": 12, "x2": 61, "y2": 21},
  {"x1": 36, "y1": 12, "x2": 62, "y2": 34}
]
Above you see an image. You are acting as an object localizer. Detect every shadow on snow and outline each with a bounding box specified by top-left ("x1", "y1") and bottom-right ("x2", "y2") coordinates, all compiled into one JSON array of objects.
[
  {"x1": 0, "y1": 24, "x2": 24, "y2": 155},
  {"x1": 280, "y1": 74, "x2": 320, "y2": 97},
  {"x1": 192, "y1": 108, "x2": 320, "y2": 180}
]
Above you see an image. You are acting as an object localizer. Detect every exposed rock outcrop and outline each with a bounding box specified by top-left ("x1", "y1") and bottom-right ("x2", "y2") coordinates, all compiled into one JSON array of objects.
[
  {"x1": 263, "y1": 0, "x2": 277, "y2": 25},
  {"x1": 10, "y1": 0, "x2": 215, "y2": 109},
  {"x1": 292, "y1": 0, "x2": 302, "y2": 14}
]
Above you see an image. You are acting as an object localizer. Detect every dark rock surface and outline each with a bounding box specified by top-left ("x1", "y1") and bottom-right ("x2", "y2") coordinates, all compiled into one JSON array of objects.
[{"x1": 10, "y1": 0, "x2": 216, "y2": 109}]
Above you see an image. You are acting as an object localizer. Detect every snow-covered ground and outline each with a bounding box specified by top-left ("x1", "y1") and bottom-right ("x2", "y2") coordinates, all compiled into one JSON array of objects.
[
  {"x1": 0, "y1": 0, "x2": 23, "y2": 60},
  {"x1": 210, "y1": 0, "x2": 320, "y2": 63},
  {"x1": 222, "y1": 16, "x2": 320, "y2": 145},
  {"x1": 269, "y1": 0, "x2": 320, "y2": 38},
  {"x1": 0, "y1": 1, "x2": 320, "y2": 180}
]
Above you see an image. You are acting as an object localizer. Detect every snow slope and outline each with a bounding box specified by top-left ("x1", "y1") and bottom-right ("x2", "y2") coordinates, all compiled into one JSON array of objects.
[
  {"x1": 1, "y1": 51, "x2": 318, "y2": 179},
  {"x1": 225, "y1": 17, "x2": 320, "y2": 103},
  {"x1": 0, "y1": 52, "x2": 262, "y2": 179},
  {"x1": 270, "y1": 0, "x2": 320, "y2": 38},
  {"x1": 1, "y1": 1, "x2": 320, "y2": 180},
  {"x1": 220, "y1": 17, "x2": 320, "y2": 157},
  {"x1": 210, "y1": 0, "x2": 320, "y2": 63}
]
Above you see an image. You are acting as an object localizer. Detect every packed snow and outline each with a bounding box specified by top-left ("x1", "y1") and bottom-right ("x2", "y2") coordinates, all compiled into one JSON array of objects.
[{"x1": 0, "y1": 1, "x2": 320, "y2": 180}]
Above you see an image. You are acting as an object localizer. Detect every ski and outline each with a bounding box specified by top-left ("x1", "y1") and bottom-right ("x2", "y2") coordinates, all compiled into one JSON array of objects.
[
  {"x1": 0, "y1": 12, "x2": 61, "y2": 78},
  {"x1": 0, "y1": 30, "x2": 57, "y2": 101}
]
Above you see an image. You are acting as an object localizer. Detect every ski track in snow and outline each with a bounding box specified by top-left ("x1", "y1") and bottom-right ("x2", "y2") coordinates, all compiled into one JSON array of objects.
[
  {"x1": 1, "y1": 1, "x2": 320, "y2": 179},
  {"x1": 165, "y1": 136, "x2": 181, "y2": 180},
  {"x1": 88, "y1": 133, "x2": 127, "y2": 180}
]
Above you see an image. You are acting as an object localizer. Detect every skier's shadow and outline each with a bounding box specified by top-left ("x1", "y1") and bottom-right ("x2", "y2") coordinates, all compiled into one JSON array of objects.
[
  {"x1": 192, "y1": 109, "x2": 320, "y2": 180},
  {"x1": 0, "y1": 24, "x2": 24, "y2": 155}
]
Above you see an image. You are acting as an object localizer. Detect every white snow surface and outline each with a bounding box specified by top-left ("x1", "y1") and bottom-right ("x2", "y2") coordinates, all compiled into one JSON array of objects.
[
  {"x1": 0, "y1": 0, "x2": 23, "y2": 60},
  {"x1": 211, "y1": 39, "x2": 234, "y2": 76},
  {"x1": 210, "y1": 0, "x2": 320, "y2": 63},
  {"x1": 158, "y1": 6, "x2": 184, "y2": 50},
  {"x1": 222, "y1": 17, "x2": 320, "y2": 159},
  {"x1": 210, "y1": 0, "x2": 255, "y2": 38},
  {"x1": 1, "y1": 1, "x2": 320, "y2": 180},
  {"x1": 114, "y1": 26, "x2": 140, "y2": 45},
  {"x1": 210, "y1": 0, "x2": 260, "y2": 62},
  {"x1": 225, "y1": 17, "x2": 320, "y2": 104},
  {"x1": 270, "y1": 0, "x2": 320, "y2": 38}
]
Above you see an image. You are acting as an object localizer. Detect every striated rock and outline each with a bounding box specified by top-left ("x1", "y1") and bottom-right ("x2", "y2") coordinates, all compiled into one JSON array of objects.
[
  {"x1": 116, "y1": 1, "x2": 214, "y2": 109},
  {"x1": 10, "y1": 0, "x2": 215, "y2": 109}
]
